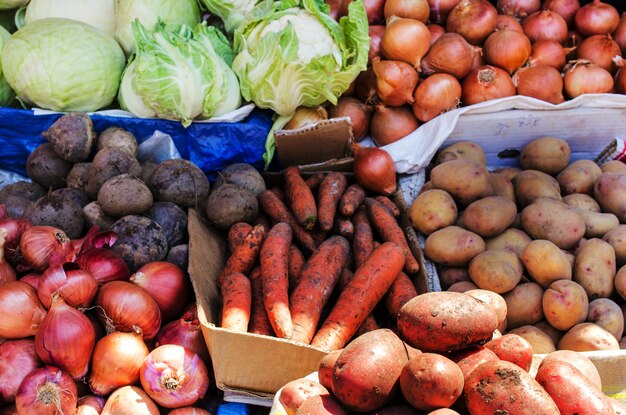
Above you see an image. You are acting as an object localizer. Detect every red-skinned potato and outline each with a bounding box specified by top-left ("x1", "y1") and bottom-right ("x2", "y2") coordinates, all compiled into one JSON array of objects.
[
  {"x1": 437, "y1": 266, "x2": 470, "y2": 289},
  {"x1": 465, "y1": 289, "x2": 507, "y2": 333},
  {"x1": 280, "y1": 379, "x2": 329, "y2": 415},
  {"x1": 296, "y1": 395, "x2": 347, "y2": 415},
  {"x1": 484, "y1": 334, "x2": 533, "y2": 371},
  {"x1": 318, "y1": 350, "x2": 341, "y2": 392},
  {"x1": 538, "y1": 350, "x2": 602, "y2": 391},
  {"x1": 450, "y1": 346, "x2": 499, "y2": 380}
]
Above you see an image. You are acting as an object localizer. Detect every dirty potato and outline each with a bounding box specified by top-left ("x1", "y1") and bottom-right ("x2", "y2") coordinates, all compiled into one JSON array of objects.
[
  {"x1": 468, "y1": 249, "x2": 523, "y2": 294},
  {"x1": 520, "y1": 136, "x2": 570, "y2": 175},
  {"x1": 424, "y1": 226, "x2": 486, "y2": 267},
  {"x1": 513, "y1": 169, "x2": 562, "y2": 208},
  {"x1": 485, "y1": 228, "x2": 532, "y2": 257},
  {"x1": 574, "y1": 238, "x2": 616, "y2": 299},
  {"x1": 430, "y1": 160, "x2": 491, "y2": 206},
  {"x1": 521, "y1": 198, "x2": 585, "y2": 249},
  {"x1": 409, "y1": 189, "x2": 458, "y2": 235},
  {"x1": 462, "y1": 196, "x2": 517, "y2": 238},
  {"x1": 521, "y1": 239, "x2": 572, "y2": 288},
  {"x1": 556, "y1": 159, "x2": 602, "y2": 195}
]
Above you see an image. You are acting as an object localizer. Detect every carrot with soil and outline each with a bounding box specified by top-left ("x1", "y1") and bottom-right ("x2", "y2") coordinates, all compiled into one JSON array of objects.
[
  {"x1": 228, "y1": 222, "x2": 252, "y2": 252},
  {"x1": 288, "y1": 244, "x2": 305, "y2": 288},
  {"x1": 339, "y1": 184, "x2": 366, "y2": 217},
  {"x1": 290, "y1": 236, "x2": 350, "y2": 344},
  {"x1": 375, "y1": 195, "x2": 401, "y2": 218},
  {"x1": 219, "y1": 225, "x2": 266, "y2": 286},
  {"x1": 311, "y1": 242, "x2": 405, "y2": 351},
  {"x1": 260, "y1": 223, "x2": 294, "y2": 339},
  {"x1": 305, "y1": 173, "x2": 325, "y2": 190},
  {"x1": 353, "y1": 206, "x2": 374, "y2": 267},
  {"x1": 334, "y1": 217, "x2": 354, "y2": 240},
  {"x1": 285, "y1": 166, "x2": 317, "y2": 230},
  {"x1": 318, "y1": 173, "x2": 348, "y2": 231},
  {"x1": 220, "y1": 272, "x2": 251, "y2": 332},
  {"x1": 385, "y1": 271, "x2": 418, "y2": 317},
  {"x1": 248, "y1": 267, "x2": 274, "y2": 336},
  {"x1": 338, "y1": 269, "x2": 379, "y2": 338}
]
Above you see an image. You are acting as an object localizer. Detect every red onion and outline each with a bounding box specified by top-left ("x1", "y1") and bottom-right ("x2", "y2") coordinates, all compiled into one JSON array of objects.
[
  {"x1": 0, "y1": 339, "x2": 41, "y2": 402},
  {"x1": 412, "y1": 73, "x2": 462, "y2": 122},
  {"x1": 496, "y1": 14, "x2": 524, "y2": 32},
  {"x1": 577, "y1": 34, "x2": 622, "y2": 74},
  {"x1": 101, "y1": 386, "x2": 159, "y2": 415},
  {"x1": 382, "y1": 17, "x2": 431, "y2": 69},
  {"x1": 528, "y1": 39, "x2": 568, "y2": 70},
  {"x1": 563, "y1": 59, "x2": 614, "y2": 98},
  {"x1": 20, "y1": 273, "x2": 42, "y2": 289},
  {"x1": 15, "y1": 366, "x2": 77, "y2": 415},
  {"x1": 497, "y1": 0, "x2": 540, "y2": 17},
  {"x1": 0, "y1": 229, "x2": 16, "y2": 285},
  {"x1": 462, "y1": 65, "x2": 517, "y2": 105},
  {"x1": 513, "y1": 65, "x2": 565, "y2": 104},
  {"x1": 155, "y1": 305, "x2": 211, "y2": 363},
  {"x1": 168, "y1": 409, "x2": 211, "y2": 415},
  {"x1": 342, "y1": 0, "x2": 386, "y2": 24},
  {"x1": 428, "y1": 0, "x2": 464, "y2": 23},
  {"x1": 77, "y1": 396, "x2": 105, "y2": 415},
  {"x1": 0, "y1": 218, "x2": 31, "y2": 252},
  {"x1": 543, "y1": 0, "x2": 580, "y2": 26},
  {"x1": 523, "y1": 10, "x2": 568, "y2": 43},
  {"x1": 575, "y1": 0, "x2": 619, "y2": 36},
  {"x1": 38, "y1": 263, "x2": 98, "y2": 309},
  {"x1": 368, "y1": 25, "x2": 385, "y2": 64},
  {"x1": 614, "y1": 14, "x2": 626, "y2": 55},
  {"x1": 328, "y1": 97, "x2": 373, "y2": 142},
  {"x1": 0, "y1": 405, "x2": 17, "y2": 415},
  {"x1": 352, "y1": 143, "x2": 398, "y2": 196},
  {"x1": 483, "y1": 28, "x2": 532, "y2": 74},
  {"x1": 372, "y1": 58, "x2": 419, "y2": 106},
  {"x1": 140, "y1": 345, "x2": 210, "y2": 409},
  {"x1": 76, "y1": 248, "x2": 130, "y2": 284},
  {"x1": 428, "y1": 24, "x2": 446, "y2": 45},
  {"x1": 421, "y1": 33, "x2": 480, "y2": 79},
  {"x1": 385, "y1": 0, "x2": 430, "y2": 22},
  {"x1": 19, "y1": 226, "x2": 72, "y2": 271},
  {"x1": 370, "y1": 105, "x2": 420, "y2": 146},
  {"x1": 447, "y1": 0, "x2": 498, "y2": 45},
  {"x1": 0, "y1": 281, "x2": 46, "y2": 339}
]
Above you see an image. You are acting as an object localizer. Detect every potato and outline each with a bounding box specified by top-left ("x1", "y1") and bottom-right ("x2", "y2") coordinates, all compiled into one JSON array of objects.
[
  {"x1": 26, "y1": 143, "x2": 73, "y2": 190},
  {"x1": 399, "y1": 353, "x2": 463, "y2": 412},
  {"x1": 594, "y1": 172, "x2": 626, "y2": 222},
  {"x1": 214, "y1": 163, "x2": 266, "y2": 197},
  {"x1": 43, "y1": 112, "x2": 95, "y2": 162},
  {"x1": 492, "y1": 166, "x2": 522, "y2": 180},
  {"x1": 533, "y1": 320, "x2": 564, "y2": 346},
  {"x1": 617, "y1": 265, "x2": 626, "y2": 301},
  {"x1": 509, "y1": 325, "x2": 556, "y2": 354},
  {"x1": 468, "y1": 249, "x2": 523, "y2": 293},
  {"x1": 604, "y1": 225, "x2": 626, "y2": 266},
  {"x1": 465, "y1": 360, "x2": 560, "y2": 415},
  {"x1": 96, "y1": 127, "x2": 138, "y2": 156},
  {"x1": 83, "y1": 201, "x2": 115, "y2": 230},
  {"x1": 562, "y1": 193, "x2": 601, "y2": 212},
  {"x1": 66, "y1": 162, "x2": 91, "y2": 191},
  {"x1": 437, "y1": 266, "x2": 470, "y2": 289},
  {"x1": 424, "y1": 226, "x2": 485, "y2": 267},
  {"x1": 436, "y1": 141, "x2": 486, "y2": 165},
  {"x1": 558, "y1": 322, "x2": 620, "y2": 351},
  {"x1": 25, "y1": 194, "x2": 84, "y2": 239},
  {"x1": 485, "y1": 228, "x2": 532, "y2": 257},
  {"x1": 332, "y1": 329, "x2": 408, "y2": 412},
  {"x1": 110, "y1": 215, "x2": 168, "y2": 272},
  {"x1": 98, "y1": 174, "x2": 153, "y2": 218},
  {"x1": 144, "y1": 202, "x2": 188, "y2": 247},
  {"x1": 488, "y1": 172, "x2": 516, "y2": 203},
  {"x1": 622, "y1": 336, "x2": 626, "y2": 349},
  {"x1": 466, "y1": 289, "x2": 507, "y2": 333},
  {"x1": 450, "y1": 346, "x2": 499, "y2": 381},
  {"x1": 279, "y1": 379, "x2": 329, "y2": 415},
  {"x1": 318, "y1": 350, "x2": 341, "y2": 392},
  {"x1": 513, "y1": 169, "x2": 562, "y2": 209},
  {"x1": 539, "y1": 350, "x2": 602, "y2": 390},
  {"x1": 150, "y1": 159, "x2": 211, "y2": 208},
  {"x1": 542, "y1": 280, "x2": 589, "y2": 331},
  {"x1": 447, "y1": 281, "x2": 478, "y2": 292},
  {"x1": 503, "y1": 282, "x2": 545, "y2": 329},
  {"x1": 521, "y1": 198, "x2": 585, "y2": 249},
  {"x1": 398, "y1": 292, "x2": 498, "y2": 353},
  {"x1": 484, "y1": 334, "x2": 532, "y2": 371},
  {"x1": 521, "y1": 240, "x2": 572, "y2": 288},
  {"x1": 462, "y1": 196, "x2": 517, "y2": 238},
  {"x1": 556, "y1": 159, "x2": 602, "y2": 195},
  {"x1": 602, "y1": 160, "x2": 626, "y2": 174},
  {"x1": 166, "y1": 245, "x2": 188, "y2": 272},
  {"x1": 426, "y1": 409, "x2": 461, "y2": 415},
  {"x1": 587, "y1": 298, "x2": 624, "y2": 341},
  {"x1": 573, "y1": 208, "x2": 619, "y2": 238},
  {"x1": 205, "y1": 184, "x2": 258, "y2": 230},
  {"x1": 296, "y1": 395, "x2": 346, "y2": 415},
  {"x1": 430, "y1": 160, "x2": 491, "y2": 206},
  {"x1": 574, "y1": 238, "x2": 616, "y2": 299},
  {"x1": 87, "y1": 148, "x2": 142, "y2": 198},
  {"x1": 408, "y1": 190, "x2": 457, "y2": 235},
  {"x1": 520, "y1": 136, "x2": 570, "y2": 175},
  {"x1": 419, "y1": 181, "x2": 434, "y2": 194}
]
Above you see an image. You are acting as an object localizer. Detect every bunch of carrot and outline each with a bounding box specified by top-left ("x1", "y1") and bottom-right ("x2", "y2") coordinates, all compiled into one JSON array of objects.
[{"x1": 219, "y1": 167, "x2": 420, "y2": 351}]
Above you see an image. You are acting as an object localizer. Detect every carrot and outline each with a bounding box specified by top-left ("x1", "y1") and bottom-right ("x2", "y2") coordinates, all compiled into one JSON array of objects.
[
  {"x1": 339, "y1": 184, "x2": 366, "y2": 217},
  {"x1": 338, "y1": 269, "x2": 379, "y2": 340},
  {"x1": 365, "y1": 198, "x2": 420, "y2": 274},
  {"x1": 270, "y1": 186, "x2": 286, "y2": 203},
  {"x1": 220, "y1": 272, "x2": 251, "y2": 332},
  {"x1": 311, "y1": 242, "x2": 405, "y2": 350},
  {"x1": 290, "y1": 236, "x2": 350, "y2": 344},
  {"x1": 258, "y1": 190, "x2": 317, "y2": 253},
  {"x1": 260, "y1": 222, "x2": 293, "y2": 339},
  {"x1": 218, "y1": 225, "x2": 266, "y2": 286},
  {"x1": 333, "y1": 216, "x2": 354, "y2": 240},
  {"x1": 285, "y1": 166, "x2": 318, "y2": 230},
  {"x1": 228, "y1": 222, "x2": 252, "y2": 253},
  {"x1": 317, "y1": 172, "x2": 348, "y2": 232},
  {"x1": 374, "y1": 195, "x2": 401, "y2": 218},
  {"x1": 352, "y1": 206, "x2": 374, "y2": 268},
  {"x1": 310, "y1": 226, "x2": 327, "y2": 247},
  {"x1": 253, "y1": 212, "x2": 271, "y2": 233},
  {"x1": 305, "y1": 173, "x2": 325, "y2": 191},
  {"x1": 385, "y1": 271, "x2": 418, "y2": 317},
  {"x1": 288, "y1": 244, "x2": 305, "y2": 288},
  {"x1": 249, "y1": 267, "x2": 274, "y2": 336}
]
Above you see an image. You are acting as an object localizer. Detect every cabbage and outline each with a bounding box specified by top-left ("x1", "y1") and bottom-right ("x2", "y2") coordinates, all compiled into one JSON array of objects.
[
  {"x1": 16, "y1": 0, "x2": 115, "y2": 36},
  {"x1": 0, "y1": 0, "x2": 28, "y2": 11},
  {"x1": 200, "y1": 0, "x2": 259, "y2": 33},
  {"x1": 0, "y1": 25, "x2": 14, "y2": 106},
  {"x1": 118, "y1": 21, "x2": 241, "y2": 126},
  {"x1": 1, "y1": 18, "x2": 125, "y2": 111},
  {"x1": 114, "y1": 0, "x2": 201, "y2": 55}
]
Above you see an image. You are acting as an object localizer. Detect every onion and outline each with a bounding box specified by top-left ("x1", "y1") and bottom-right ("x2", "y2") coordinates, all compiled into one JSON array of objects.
[
  {"x1": 446, "y1": 0, "x2": 498, "y2": 45},
  {"x1": 342, "y1": 0, "x2": 386, "y2": 24},
  {"x1": 615, "y1": 70, "x2": 626, "y2": 95},
  {"x1": 421, "y1": 33, "x2": 479, "y2": 79},
  {"x1": 372, "y1": 58, "x2": 419, "y2": 106},
  {"x1": 381, "y1": 17, "x2": 431, "y2": 69},
  {"x1": 496, "y1": 14, "x2": 524, "y2": 32},
  {"x1": 523, "y1": 10, "x2": 568, "y2": 43},
  {"x1": 368, "y1": 25, "x2": 385, "y2": 64},
  {"x1": 461, "y1": 65, "x2": 517, "y2": 105},
  {"x1": 0, "y1": 229, "x2": 16, "y2": 285},
  {"x1": 96, "y1": 281, "x2": 162, "y2": 340},
  {"x1": 328, "y1": 97, "x2": 373, "y2": 142},
  {"x1": 355, "y1": 67, "x2": 378, "y2": 103},
  {"x1": 0, "y1": 218, "x2": 31, "y2": 252},
  {"x1": 168, "y1": 409, "x2": 211, "y2": 415},
  {"x1": 284, "y1": 106, "x2": 328, "y2": 130},
  {"x1": 370, "y1": 105, "x2": 420, "y2": 146},
  {"x1": 0, "y1": 405, "x2": 17, "y2": 415},
  {"x1": 38, "y1": 263, "x2": 98, "y2": 309},
  {"x1": 130, "y1": 262, "x2": 190, "y2": 322},
  {"x1": 76, "y1": 248, "x2": 130, "y2": 284},
  {"x1": 77, "y1": 396, "x2": 106, "y2": 415},
  {"x1": 577, "y1": 34, "x2": 622, "y2": 74},
  {"x1": 385, "y1": 0, "x2": 430, "y2": 21},
  {"x1": 325, "y1": 0, "x2": 344, "y2": 20},
  {"x1": 352, "y1": 143, "x2": 398, "y2": 196},
  {"x1": 543, "y1": 0, "x2": 580, "y2": 26},
  {"x1": 0, "y1": 281, "x2": 46, "y2": 339},
  {"x1": 35, "y1": 294, "x2": 95, "y2": 380},
  {"x1": 428, "y1": 24, "x2": 446, "y2": 45},
  {"x1": 563, "y1": 59, "x2": 614, "y2": 98},
  {"x1": 427, "y1": 0, "x2": 464, "y2": 23},
  {"x1": 86, "y1": 310, "x2": 107, "y2": 342},
  {"x1": 140, "y1": 345, "x2": 210, "y2": 409},
  {"x1": 412, "y1": 74, "x2": 462, "y2": 122},
  {"x1": 20, "y1": 273, "x2": 42, "y2": 289},
  {"x1": 89, "y1": 331, "x2": 150, "y2": 396},
  {"x1": 513, "y1": 65, "x2": 565, "y2": 103},
  {"x1": 497, "y1": 0, "x2": 540, "y2": 17},
  {"x1": 528, "y1": 39, "x2": 567, "y2": 70},
  {"x1": 471, "y1": 49, "x2": 486, "y2": 70},
  {"x1": 155, "y1": 304, "x2": 210, "y2": 363},
  {"x1": 20, "y1": 226, "x2": 72, "y2": 272},
  {"x1": 575, "y1": 0, "x2": 619, "y2": 36},
  {"x1": 101, "y1": 386, "x2": 159, "y2": 415},
  {"x1": 483, "y1": 28, "x2": 532, "y2": 74},
  {"x1": 15, "y1": 366, "x2": 77, "y2": 415},
  {"x1": 0, "y1": 339, "x2": 41, "y2": 402},
  {"x1": 614, "y1": 14, "x2": 626, "y2": 55}
]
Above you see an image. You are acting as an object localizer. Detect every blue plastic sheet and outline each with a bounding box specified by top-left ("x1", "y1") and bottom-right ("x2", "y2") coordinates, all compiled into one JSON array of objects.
[{"x1": 0, "y1": 106, "x2": 274, "y2": 180}]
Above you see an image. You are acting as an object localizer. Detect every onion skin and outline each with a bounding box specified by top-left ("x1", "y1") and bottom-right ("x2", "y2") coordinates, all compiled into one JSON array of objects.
[
  {"x1": 355, "y1": 67, "x2": 378, "y2": 103},
  {"x1": 382, "y1": 16, "x2": 431, "y2": 69},
  {"x1": 140, "y1": 345, "x2": 210, "y2": 409},
  {"x1": 447, "y1": 0, "x2": 498, "y2": 45},
  {"x1": 428, "y1": 0, "x2": 464, "y2": 23},
  {"x1": 614, "y1": 14, "x2": 626, "y2": 56},
  {"x1": 284, "y1": 106, "x2": 328, "y2": 130},
  {"x1": 543, "y1": 0, "x2": 580, "y2": 26},
  {"x1": 412, "y1": 73, "x2": 462, "y2": 122},
  {"x1": 577, "y1": 34, "x2": 622, "y2": 74},
  {"x1": 615, "y1": 67, "x2": 626, "y2": 94},
  {"x1": 37, "y1": 263, "x2": 98, "y2": 309},
  {"x1": 483, "y1": 28, "x2": 532, "y2": 74},
  {"x1": 168, "y1": 409, "x2": 211, "y2": 415},
  {"x1": 0, "y1": 229, "x2": 16, "y2": 285},
  {"x1": 352, "y1": 143, "x2": 398, "y2": 196},
  {"x1": 497, "y1": 0, "x2": 540, "y2": 18},
  {"x1": 528, "y1": 39, "x2": 567, "y2": 70},
  {"x1": 575, "y1": 0, "x2": 619, "y2": 36},
  {"x1": 372, "y1": 58, "x2": 419, "y2": 106},
  {"x1": 523, "y1": 10, "x2": 568, "y2": 43},
  {"x1": 101, "y1": 386, "x2": 160, "y2": 415},
  {"x1": 0, "y1": 218, "x2": 32, "y2": 252},
  {"x1": 0, "y1": 339, "x2": 41, "y2": 402},
  {"x1": 15, "y1": 366, "x2": 77, "y2": 415},
  {"x1": 77, "y1": 396, "x2": 106, "y2": 415},
  {"x1": 20, "y1": 273, "x2": 41, "y2": 290},
  {"x1": 496, "y1": 14, "x2": 524, "y2": 32},
  {"x1": 370, "y1": 105, "x2": 420, "y2": 146},
  {"x1": 368, "y1": 25, "x2": 386, "y2": 64},
  {"x1": 421, "y1": 33, "x2": 478, "y2": 79},
  {"x1": 384, "y1": 0, "x2": 430, "y2": 22},
  {"x1": 19, "y1": 226, "x2": 71, "y2": 272},
  {"x1": 563, "y1": 59, "x2": 614, "y2": 98},
  {"x1": 328, "y1": 97, "x2": 373, "y2": 142},
  {"x1": 461, "y1": 65, "x2": 517, "y2": 105},
  {"x1": 0, "y1": 405, "x2": 18, "y2": 415},
  {"x1": 0, "y1": 281, "x2": 46, "y2": 339},
  {"x1": 155, "y1": 308, "x2": 211, "y2": 364},
  {"x1": 513, "y1": 65, "x2": 565, "y2": 104},
  {"x1": 76, "y1": 248, "x2": 130, "y2": 285},
  {"x1": 428, "y1": 24, "x2": 446, "y2": 45}
]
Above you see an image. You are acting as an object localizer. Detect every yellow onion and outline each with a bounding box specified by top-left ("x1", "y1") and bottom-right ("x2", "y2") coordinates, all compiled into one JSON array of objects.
[
  {"x1": 513, "y1": 65, "x2": 565, "y2": 104},
  {"x1": 284, "y1": 106, "x2": 328, "y2": 130},
  {"x1": 101, "y1": 386, "x2": 159, "y2": 415},
  {"x1": 412, "y1": 74, "x2": 462, "y2": 122},
  {"x1": 563, "y1": 59, "x2": 614, "y2": 98},
  {"x1": 461, "y1": 65, "x2": 516, "y2": 105},
  {"x1": 421, "y1": 33, "x2": 480, "y2": 79},
  {"x1": 447, "y1": 0, "x2": 498, "y2": 45},
  {"x1": 384, "y1": 0, "x2": 430, "y2": 22},
  {"x1": 543, "y1": 0, "x2": 580, "y2": 26},
  {"x1": 372, "y1": 58, "x2": 419, "y2": 106},
  {"x1": 523, "y1": 10, "x2": 568, "y2": 43},
  {"x1": 496, "y1": 14, "x2": 524, "y2": 32},
  {"x1": 577, "y1": 34, "x2": 622, "y2": 74},
  {"x1": 497, "y1": 0, "x2": 540, "y2": 17},
  {"x1": 575, "y1": 0, "x2": 619, "y2": 36},
  {"x1": 381, "y1": 16, "x2": 430, "y2": 69},
  {"x1": 483, "y1": 28, "x2": 532, "y2": 74},
  {"x1": 0, "y1": 281, "x2": 46, "y2": 339}
]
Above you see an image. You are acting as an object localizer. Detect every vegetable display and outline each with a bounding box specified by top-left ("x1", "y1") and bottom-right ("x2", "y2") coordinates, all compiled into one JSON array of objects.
[{"x1": 16, "y1": 0, "x2": 116, "y2": 36}]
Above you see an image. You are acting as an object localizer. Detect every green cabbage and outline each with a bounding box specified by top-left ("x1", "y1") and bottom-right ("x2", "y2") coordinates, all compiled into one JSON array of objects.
[
  {"x1": 16, "y1": 0, "x2": 115, "y2": 36},
  {"x1": 0, "y1": 24, "x2": 14, "y2": 106},
  {"x1": 1, "y1": 18, "x2": 125, "y2": 111},
  {"x1": 200, "y1": 0, "x2": 259, "y2": 33}
]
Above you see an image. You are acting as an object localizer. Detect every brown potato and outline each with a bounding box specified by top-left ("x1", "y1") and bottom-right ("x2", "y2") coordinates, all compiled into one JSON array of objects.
[
  {"x1": 513, "y1": 169, "x2": 562, "y2": 208},
  {"x1": 574, "y1": 238, "x2": 616, "y2": 299},
  {"x1": 521, "y1": 198, "x2": 585, "y2": 249},
  {"x1": 558, "y1": 322, "x2": 620, "y2": 351},
  {"x1": 603, "y1": 225, "x2": 626, "y2": 266},
  {"x1": 436, "y1": 141, "x2": 486, "y2": 165},
  {"x1": 87, "y1": 148, "x2": 142, "y2": 198},
  {"x1": 492, "y1": 166, "x2": 522, "y2": 181},
  {"x1": 462, "y1": 196, "x2": 517, "y2": 238},
  {"x1": 602, "y1": 160, "x2": 626, "y2": 174},
  {"x1": 485, "y1": 228, "x2": 532, "y2": 257},
  {"x1": 466, "y1": 289, "x2": 508, "y2": 333},
  {"x1": 318, "y1": 350, "x2": 341, "y2": 392},
  {"x1": 280, "y1": 379, "x2": 329, "y2": 415},
  {"x1": 520, "y1": 136, "x2": 570, "y2": 175},
  {"x1": 509, "y1": 325, "x2": 557, "y2": 354},
  {"x1": 468, "y1": 249, "x2": 523, "y2": 294},
  {"x1": 587, "y1": 298, "x2": 624, "y2": 341},
  {"x1": 521, "y1": 240, "x2": 572, "y2": 288},
  {"x1": 539, "y1": 350, "x2": 602, "y2": 390},
  {"x1": 503, "y1": 282, "x2": 545, "y2": 329},
  {"x1": 488, "y1": 173, "x2": 516, "y2": 203},
  {"x1": 98, "y1": 174, "x2": 153, "y2": 218},
  {"x1": 409, "y1": 190, "x2": 457, "y2": 235},
  {"x1": 573, "y1": 208, "x2": 619, "y2": 238},
  {"x1": 96, "y1": 127, "x2": 138, "y2": 156},
  {"x1": 437, "y1": 266, "x2": 470, "y2": 289},
  {"x1": 430, "y1": 160, "x2": 491, "y2": 206},
  {"x1": 542, "y1": 280, "x2": 589, "y2": 331},
  {"x1": 616, "y1": 265, "x2": 626, "y2": 301},
  {"x1": 594, "y1": 172, "x2": 626, "y2": 222},
  {"x1": 424, "y1": 226, "x2": 486, "y2": 267},
  {"x1": 26, "y1": 143, "x2": 73, "y2": 190},
  {"x1": 556, "y1": 159, "x2": 602, "y2": 195},
  {"x1": 419, "y1": 181, "x2": 434, "y2": 194},
  {"x1": 533, "y1": 320, "x2": 564, "y2": 346},
  {"x1": 447, "y1": 281, "x2": 479, "y2": 292},
  {"x1": 43, "y1": 112, "x2": 95, "y2": 162},
  {"x1": 562, "y1": 193, "x2": 601, "y2": 212}
]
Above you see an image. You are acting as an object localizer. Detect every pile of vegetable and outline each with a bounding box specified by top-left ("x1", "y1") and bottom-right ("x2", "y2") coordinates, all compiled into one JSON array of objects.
[{"x1": 410, "y1": 137, "x2": 626, "y2": 354}]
